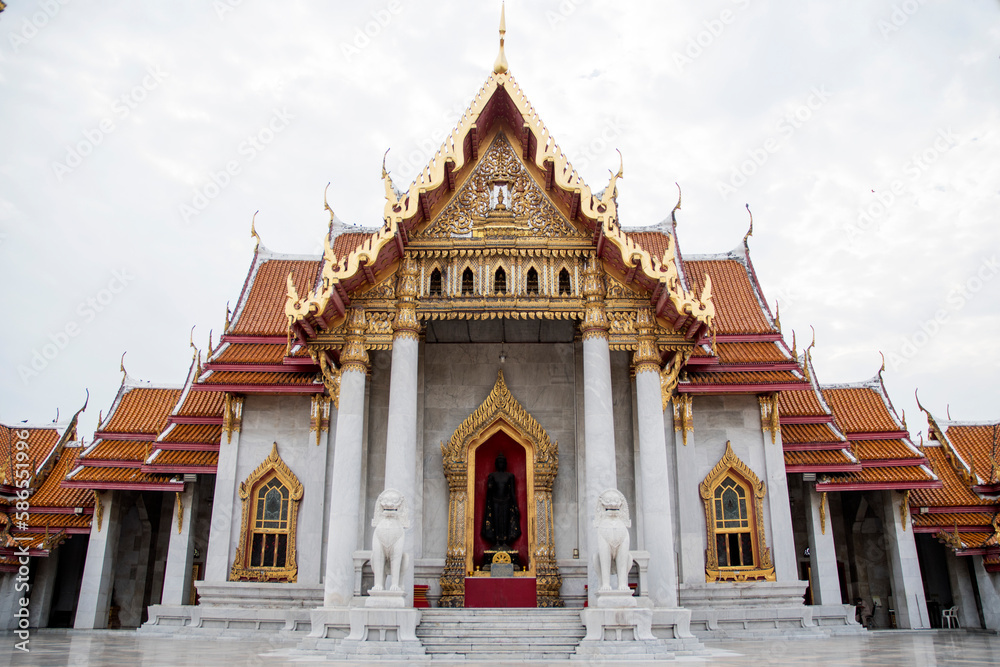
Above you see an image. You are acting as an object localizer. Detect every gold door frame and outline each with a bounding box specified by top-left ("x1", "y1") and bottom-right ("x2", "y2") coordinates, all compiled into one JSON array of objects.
[{"x1": 439, "y1": 370, "x2": 561, "y2": 607}]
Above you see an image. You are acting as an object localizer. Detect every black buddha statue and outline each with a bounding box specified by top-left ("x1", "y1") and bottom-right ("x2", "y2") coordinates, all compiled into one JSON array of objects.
[{"x1": 481, "y1": 452, "x2": 520, "y2": 550}]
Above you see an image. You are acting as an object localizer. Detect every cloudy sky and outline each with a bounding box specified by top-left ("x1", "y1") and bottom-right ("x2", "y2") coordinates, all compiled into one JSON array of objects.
[{"x1": 1, "y1": 1, "x2": 998, "y2": 441}]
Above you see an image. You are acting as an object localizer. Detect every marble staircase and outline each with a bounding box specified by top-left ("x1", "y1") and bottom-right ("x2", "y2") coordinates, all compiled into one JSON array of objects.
[{"x1": 416, "y1": 608, "x2": 586, "y2": 660}]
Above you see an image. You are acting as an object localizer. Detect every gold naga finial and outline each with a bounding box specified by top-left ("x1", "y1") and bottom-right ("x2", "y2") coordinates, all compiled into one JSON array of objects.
[
  {"x1": 189, "y1": 325, "x2": 197, "y2": 358},
  {"x1": 382, "y1": 149, "x2": 399, "y2": 211},
  {"x1": 947, "y1": 404, "x2": 952, "y2": 420},
  {"x1": 803, "y1": 325, "x2": 816, "y2": 382},
  {"x1": 224, "y1": 301, "x2": 231, "y2": 332},
  {"x1": 774, "y1": 301, "x2": 781, "y2": 333},
  {"x1": 493, "y1": 2, "x2": 508, "y2": 74},
  {"x1": 901, "y1": 409, "x2": 908, "y2": 431},
  {"x1": 600, "y1": 149, "x2": 624, "y2": 208},
  {"x1": 791, "y1": 329, "x2": 797, "y2": 361},
  {"x1": 119, "y1": 351, "x2": 128, "y2": 382},
  {"x1": 671, "y1": 182, "x2": 682, "y2": 223},
  {"x1": 207, "y1": 329, "x2": 214, "y2": 358},
  {"x1": 743, "y1": 203, "x2": 754, "y2": 245},
  {"x1": 250, "y1": 211, "x2": 261, "y2": 249},
  {"x1": 877, "y1": 350, "x2": 886, "y2": 384},
  {"x1": 324, "y1": 182, "x2": 335, "y2": 233}
]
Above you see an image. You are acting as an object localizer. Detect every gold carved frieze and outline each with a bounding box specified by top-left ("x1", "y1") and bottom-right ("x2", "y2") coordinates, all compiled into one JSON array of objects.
[
  {"x1": 419, "y1": 134, "x2": 583, "y2": 240},
  {"x1": 439, "y1": 370, "x2": 561, "y2": 608},
  {"x1": 758, "y1": 394, "x2": 780, "y2": 445},
  {"x1": 222, "y1": 393, "x2": 244, "y2": 444},
  {"x1": 673, "y1": 394, "x2": 694, "y2": 446}
]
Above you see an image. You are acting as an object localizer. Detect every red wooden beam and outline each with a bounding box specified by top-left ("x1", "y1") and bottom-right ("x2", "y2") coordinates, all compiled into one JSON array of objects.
[
  {"x1": 299, "y1": 318, "x2": 317, "y2": 338},
  {"x1": 785, "y1": 464, "x2": 862, "y2": 473},
  {"x1": 167, "y1": 416, "x2": 224, "y2": 426},
  {"x1": 92, "y1": 432, "x2": 157, "y2": 442},
  {"x1": 78, "y1": 459, "x2": 142, "y2": 469},
  {"x1": 221, "y1": 335, "x2": 288, "y2": 345},
  {"x1": 844, "y1": 431, "x2": 911, "y2": 441},
  {"x1": 470, "y1": 125, "x2": 479, "y2": 159},
  {"x1": 815, "y1": 480, "x2": 943, "y2": 491},
  {"x1": 909, "y1": 506, "x2": 994, "y2": 514},
  {"x1": 190, "y1": 384, "x2": 325, "y2": 394},
  {"x1": 203, "y1": 363, "x2": 317, "y2": 373},
  {"x1": 698, "y1": 362, "x2": 802, "y2": 373},
  {"x1": 153, "y1": 442, "x2": 220, "y2": 452},
  {"x1": 142, "y1": 464, "x2": 217, "y2": 475},
  {"x1": 713, "y1": 333, "x2": 784, "y2": 343},
  {"x1": 780, "y1": 415, "x2": 834, "y2": 425},
  {"x1": 859, "y1": 458, "x2": 928, "y2": 468},
  {"x1": 61, "y1": 480, "x2": 184, "y2": 492},
  {"x1": 782, "y1": 442, "x2": 850, "y2": 452},
  {"x1": 679, "y1": 381, "x2": 813, "y2": 394}
]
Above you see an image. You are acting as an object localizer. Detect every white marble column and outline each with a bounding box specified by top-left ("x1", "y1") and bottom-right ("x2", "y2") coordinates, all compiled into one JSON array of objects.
[
  {"x1": 0, "y1": 574, "x2": 18, "y2": 631},
  {"x1": 972, "y1": 557, "x2": 1000, "y2": 630},
  {"x1": 382, "y1": 335, "x2": 419, "y2": 605},
  {"x1": 29, "y1": 549, "x2": 60, "y2": 627},
  {"x1": 634, "y1": 366, "x2": 679, "y2": 607},
  {"x1": 204, "y1": 400, "x2": 242, "y2": 583},
  {"x1": 761, "y1": 408, "x2": 797, "y2": 583},
  {"x1": 946, "y1": 550, "x2": 980, "y2": 628},
  {"x1": 161, "y1": 484, "x2": 198, "y2": 606},
  {"x1": 804, "y1": 486, "x2": 841, "y2": 604},
  {"x1": 75, "y1": 490, "x2": 122, "y2": 629},
  {"x1": 881, "y1": 490, "x2": 930, "y2": 628},
  {"x1": 672, "y1": 396, "x2": 704, "y2": 584}
]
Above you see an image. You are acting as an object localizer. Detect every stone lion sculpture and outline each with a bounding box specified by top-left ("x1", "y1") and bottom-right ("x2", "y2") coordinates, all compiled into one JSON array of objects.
[
  {"x1": 593, "y1": 489, "x2": 632, "y2": 592},
  {"x1": 370, "y1": 489, "x2": 409, "y2": 593}
]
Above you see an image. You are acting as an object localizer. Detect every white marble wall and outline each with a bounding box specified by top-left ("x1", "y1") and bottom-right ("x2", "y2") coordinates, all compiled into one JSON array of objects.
[
  {"x1": 804, "y1": 485, "x2": 842, "y2": 604},
  {"x1": 881, "y1": 490, "x2": 930, "y2": 628},
  {"x1": 75, "y1": 490, "x2": 122, "y2": 629},
  {"x1": 972, "y1": 556, "x2": 1000, "y2": 630},
  {"x1": 945, "y1": 550, "x2": 980, "y2": 628},
  {"x1": 161, "y1": 484, "x2": 198, "y2": 606}
]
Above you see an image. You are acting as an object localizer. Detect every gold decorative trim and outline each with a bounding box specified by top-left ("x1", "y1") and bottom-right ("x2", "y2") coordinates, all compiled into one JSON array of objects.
[
  {"x1": 310, "y1": 395, "x2": 331, "y2": 446},
  {"x1": 315, "y1": 352, "x2": 342, "y2": 408},
  {"x1": 819, "y1": 491, "x2": 827, "y2": 535},
  {"x1": 223, "y1": 393, "x2": 244, "y2": 444},
  {"x1": 632, "y1": 308, "x2": 660, "y2": 374},
  {"x1": 660, "y1": 350, "x2": 691, "y2": 411},
  {"x1": 900, "y1": 490, "x2": 910, "y2": 532},
  {"x1": 673, "y1": 394, "x2": 694, "y2": 445},
  {"x1": 339, "y1": 308, "x2": 370, "y2": 374},
  {"x1": 758, "y1": 394, "x2": 779, "y2": 445},
  {"x1": 176, "y1": 491, "x2": 184, "y2": 534},
  {"x1": 229, "y1": 442, "x2": 303, "y2": 583},
  {"x1": 439, "y1": 370, "x2": 561, "y2": 607},
  {"x1": 94, "y1": 490, "x2": 103, "y2": 533},
  {"x1": 393, "y1": 254, "x2": 420, "y2": 337},
  {"x1": 699, "y1": 441, "x2": 776, "y2": 582}
]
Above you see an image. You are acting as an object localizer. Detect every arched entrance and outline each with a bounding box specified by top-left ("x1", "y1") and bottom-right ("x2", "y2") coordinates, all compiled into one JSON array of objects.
[{"x1": 439, "y1": 370, "x2": 561, "y2": 607}]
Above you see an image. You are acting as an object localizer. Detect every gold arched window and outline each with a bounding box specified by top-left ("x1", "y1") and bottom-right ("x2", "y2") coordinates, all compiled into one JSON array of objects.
[
  {"x1": 230, "y1": 443, "x2": 303, "y2": 582},
  {"x1": 699, "y1": 441, "x2": 775, "y2": 582},
  {"x1": 429, "y1": 268, "x2": 443, "y2": 296}
]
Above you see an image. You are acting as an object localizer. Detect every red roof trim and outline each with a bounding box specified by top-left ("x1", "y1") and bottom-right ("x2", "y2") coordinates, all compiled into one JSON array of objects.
[
  {"x1": 780, "y1": 415, "x2": 834, "y2": 425},
  {"x1": 167, "y1": 416, "x2": 224, "y2": 425},
  {"x1": 815, "y1": 480, "x2": 943, "y2": 491},
  {"x1": 141, "y1": 464, "x2": 217, "y2": 474},
  {"x1": 909, "y1": 506, "x2": 995, "y2": 514},
  {"x1": 957, "y1": 547, "x2": 1000, "y2": 558},
  {"x1": 860, "y1": 458, "x2": 927, "y2": 468},
  {"x1": 713, "y1": 333, "x2": 783, "y2": 343},
  {"x1": 698, "y1": 362, "x2": 801, "y2": 373},
  {"x1": 60, "y1": 480, "x2": 184, "y2": 492},
  {"x1": 220, "y1": 335, "x2": 288, "y2": 345},
  {"x1": 203, "y1": 363, "x2": 318, "y2": 373},
  {"x1": 14, "y1": 527, "x2": 91, "y2": 535},
  {"x1": 786, "y1": 464, "x2": 862, "y2": 473},
  {"x1": 679, "y1": 381, "x2": 812, "y2": 394},
  {"x1": 972, "y1": 483, "x2": 1000, "y2": 494},
  {"x1": 191, "y1": 384, "x2": 325, "y2": 394},
  {"x1": 913, "y1": 525, "x2": 989, "y2": 534},
  {"x1": 783, "y1": 442, "x2": 849, "y2": 452},
  {"x1": 25, "y1": 507, "x2": 94, "y2": 514},
  {"x1": 154, "y1": 442, "x2": 220, "y2": 452},
  {"x1": 79, "y1": 459, "x2": 142, "y2": 469}
]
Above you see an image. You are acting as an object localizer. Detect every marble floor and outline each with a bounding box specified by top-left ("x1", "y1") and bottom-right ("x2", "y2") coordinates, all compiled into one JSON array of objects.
[{"x1": 2, "y1": 629, "x2": 998, "y2": 666}]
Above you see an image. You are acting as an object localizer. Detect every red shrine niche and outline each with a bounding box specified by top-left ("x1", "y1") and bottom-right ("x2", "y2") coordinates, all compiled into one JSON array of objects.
[{"x1": 473, "y1": 430, "x2": 529, "y2": 570}]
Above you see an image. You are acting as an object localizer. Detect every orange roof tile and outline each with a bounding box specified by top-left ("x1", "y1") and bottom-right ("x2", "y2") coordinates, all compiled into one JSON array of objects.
[
  {"x1": 64, "y1": 466, "x2": 178, "y2": 487},
  {"x1": 0, "y1": 425, "x2": 60, "y2": 486},
  {"x1": 685, "y1": 260, "x2": 773, "y2": 335},
  {"x1": 687, "y1": 370, "x2": 803, "y2": 385},
  {"x1": 201, "y1": 371, "x2": 319, "y2": 385},
  {"x1": 27, "y1": 446, "x2": 94, "y2": 509},
  {"x1": 230, "y1": 258, "x2": 320, "y2": 336},
  {"x1": 332, "y1": 232, "x2": 372, "y2": 258},
  {"x1": 79, "y1": 440, "x2": 148, "y2": 463},
  {"x1": 912, "y1": 512, "x2": 996, "y2": 529},
  {"x1": 823, "y1": 465, "x2": 936, "y2": 486},
  {"x1": 626, "y1": 231, "x2": 673, "y2": 262},
  {"x1": 778, "y1": 387, "x2": 829, "y2": 418},
  {"x1": 911, "y1": 447, "x2": 995, "y2": 508},
  {"x1": 175, "y1": 388, "x2": 224, "y2": 417},
  {"x1": 102, "y1": 387, "x2": 182, "y2": 435},
  {"x1": 781, "y1": 423, "x2": 844, "y2": 445},
  {"x1": 853, "y1": 439, "x2": 922, "y2": 462},
  {"x1": 944, "y1": 423, "x2": 1000, "y2": 484},
  {"x1": 715, "y1": 342, "x2": 788, "y2": 364},
  {"x1": 823, "y1": 385, "x2": 901, "y2": 434},
  {"x1": 160, "y1": 424, "x2": 221, "y2": 444},
  {"x1": 20, "y1": 513, "x2": 92, "y2": 530},
  {"x1": 784, "y1": 449, "x2": 856, "y2": 467},
  {"x1": 213, "y1": 343, "x2": 287, "y2": 365},
  {"x1": 148, "y1": 450, "x2": 218, "y2": 467}
]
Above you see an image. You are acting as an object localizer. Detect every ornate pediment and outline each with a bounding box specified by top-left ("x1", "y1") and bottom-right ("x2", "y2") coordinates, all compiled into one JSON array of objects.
[{"x1": 417, "y1": 134, "x2": 585, "y2": 241}]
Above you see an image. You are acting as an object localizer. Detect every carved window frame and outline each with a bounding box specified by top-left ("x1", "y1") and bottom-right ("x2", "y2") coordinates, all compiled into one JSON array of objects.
[
  {"x1": 230, "y1": 443, "x2": 303, "y2": 583},
  {"x1": 699, "y1": 441, "x2": 775, "y2": 582}
]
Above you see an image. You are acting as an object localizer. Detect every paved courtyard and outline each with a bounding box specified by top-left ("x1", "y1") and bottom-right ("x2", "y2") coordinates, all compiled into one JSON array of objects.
[{"x1": 3, "y1": 629, "x2": 998, "y2": 666}]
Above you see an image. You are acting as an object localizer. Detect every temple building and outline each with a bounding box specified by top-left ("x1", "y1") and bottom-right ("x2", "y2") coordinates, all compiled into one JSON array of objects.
[{"x1": 2, "y1": 12, "x2": 999, "y2": 659}]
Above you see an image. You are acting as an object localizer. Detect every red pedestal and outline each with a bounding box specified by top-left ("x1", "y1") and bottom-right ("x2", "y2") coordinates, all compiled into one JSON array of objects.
[{"x1": 464, "y1": 577, "x2": 536, "y2": 608}]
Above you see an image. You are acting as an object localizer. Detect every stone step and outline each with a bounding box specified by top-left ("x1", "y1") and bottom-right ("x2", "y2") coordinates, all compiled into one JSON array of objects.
[{"x1": 416, "y1": 609, "x2": 586, "y2": 659}]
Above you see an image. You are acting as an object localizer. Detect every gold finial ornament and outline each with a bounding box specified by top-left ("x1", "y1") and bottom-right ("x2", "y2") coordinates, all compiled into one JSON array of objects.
[
  {"x1": 119, "y1": 352, "x2": 128, "y2": 382},
  {"x1": 493, "y1": 2, "x2": 508, "y2": 74},
  {"x1": 324, "y1": 182, "x2": 335, "y2": 232},
  {"x1": 671, "y1": 182, "x2": 682, "y2": 223},
  {"x1": 250, "y1": 211, "x2": 261, "y2": 249},
  {"x1": 743, "y1": 203, "x2": 753, "y2": 244}
]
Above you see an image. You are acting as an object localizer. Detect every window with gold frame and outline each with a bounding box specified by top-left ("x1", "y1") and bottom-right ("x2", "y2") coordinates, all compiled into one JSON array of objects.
[
  {"x1": 230, "y1": 443, "x2": 303, "y2": 582},
  {"x1": 699, "y1": 441, "x2": 775, "y2": 582}
]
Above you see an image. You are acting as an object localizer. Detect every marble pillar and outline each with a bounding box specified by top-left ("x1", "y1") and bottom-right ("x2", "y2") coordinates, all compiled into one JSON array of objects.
[
  {"x1": 881, "y1": 490, "x2": 929, "y2": 628},
  {"x1": 0, "y1": 574, "x2": 18, "y2": 631},
  {"x1": 324, "y1": 367, "x2": 368, "y2": 607},
  {"x1": 583, "y1": 335, "x2": 617, "y2": 606},
  {"x1": 161, "y1": 484, "x2": 198, "y2": 606},
  {"x1": 29, "y1": 549, "x2": 60, "y2": 627},
  {"x1": 204, "y1": 417, "x2": 242, "y2": 583},
  {"x1": 945, "y1": 550, "x2": 980, "y2": 628},
  {"x1": 634, "y1": 368, "x2": 679, "y2": 607},
  {"x1": 382, "y1": 335, "x2": 419, "y2": 606},
  {"x1": 804, "y1": 486, "x2": 842, "y2": 605},
  {"x1": 761, "y1": 417, "x2": 797, "y2": 583},
  {"x1": 672, "y1": 400, "x2": 704, "y2": 584},
  {"x1": 972, "y1": 557, "x2": 1000, "y2": 630},
  {"x1": 75, "y1": 490, "x2": 122, "y2": 629}
]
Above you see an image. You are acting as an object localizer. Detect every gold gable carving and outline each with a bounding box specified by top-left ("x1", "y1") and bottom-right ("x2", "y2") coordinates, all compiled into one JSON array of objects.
[{"x1": 419, "y1": 134, "x2": 583, "y2": 240}]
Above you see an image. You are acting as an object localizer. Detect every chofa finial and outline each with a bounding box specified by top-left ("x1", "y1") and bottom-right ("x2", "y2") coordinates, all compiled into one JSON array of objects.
[
  {"x1": 250, "y1": 211, "x2": 261, "y2": 249},
  {"x1": 493, "y1": 2, "x2": 508, "y2": 74}
]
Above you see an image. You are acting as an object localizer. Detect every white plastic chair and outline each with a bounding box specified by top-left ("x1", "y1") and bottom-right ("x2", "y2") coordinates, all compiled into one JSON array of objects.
[{"x1": 942, "y1": 606, "x2": 959, "y2": 629}]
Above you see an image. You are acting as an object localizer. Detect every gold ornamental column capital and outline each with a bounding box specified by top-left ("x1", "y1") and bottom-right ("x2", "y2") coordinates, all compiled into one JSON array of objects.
[
  {"x1": 340, "y1": 307, "x2": 370, "y2": 374},
  {"x1": 580, "y1": 256, "x2": 609, "y2": 341},
  {"x1": 393, "y1": 254, "x2": 420, "y2": 341},
  {"x1": 633, "y1": 307, "x2": 660, "y2": 374}
]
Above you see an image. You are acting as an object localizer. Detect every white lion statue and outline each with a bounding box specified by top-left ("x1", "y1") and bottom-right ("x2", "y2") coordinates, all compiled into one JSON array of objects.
[
  {"x1": 593, "y1": 489, "x2": 632, "y2": 592},
  {"x1": 370, "y1": 489, "x2": 409, "y2": 593}
]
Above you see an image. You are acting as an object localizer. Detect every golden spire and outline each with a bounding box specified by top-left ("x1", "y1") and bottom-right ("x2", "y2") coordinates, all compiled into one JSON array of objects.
[
  {"x1": 250, "y1": 210, "x2": 261, "y2": 249},
  {"x1": 493, "y1": 2, "x2": 508, "y2": 74}
]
